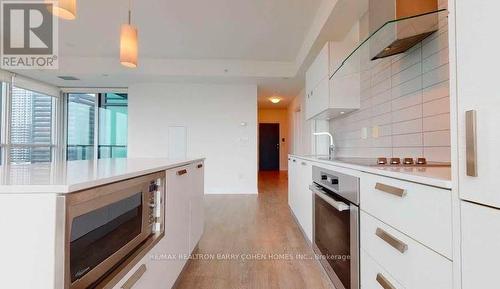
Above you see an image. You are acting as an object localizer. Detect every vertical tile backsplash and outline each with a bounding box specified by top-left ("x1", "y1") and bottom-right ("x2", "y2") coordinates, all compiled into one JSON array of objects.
[{"x1": 330, "y1": 16, "x2": 450, "y2": 162}]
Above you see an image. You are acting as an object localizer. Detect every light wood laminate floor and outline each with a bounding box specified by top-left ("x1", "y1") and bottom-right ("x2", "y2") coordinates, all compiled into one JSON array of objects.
[{"x1": 174, "y1": 171, "x2": 334, "y2": 289}]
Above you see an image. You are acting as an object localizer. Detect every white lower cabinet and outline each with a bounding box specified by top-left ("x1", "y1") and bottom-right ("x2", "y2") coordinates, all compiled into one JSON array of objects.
[
  {"x1": 189, "y1": 162, "x2": 205, "y2": 252},
  {"x1": 361, "y1": 249, "x2": 405, "y2": 289},
  {"x1": 360, "y1": 173, "x2": 452, "y2": 259},
  {"x1": 461, "y1": 201, "x2": 500, "y2": 289},
  {"x1": 288, "y1": 158, "x2": 298, "y2": 219},
  {"x1": 288, "y1": 157, "x2": 313, "y2": 242},
  {"x1": 360, "y1": 211, "x2": 452, "y2": 289},
  {"x1": 163, "y1": 165, "x2": 192, "y2": 286},
  {"x1": 297, "y1": 159, "x2": 313, "y2": 242}
]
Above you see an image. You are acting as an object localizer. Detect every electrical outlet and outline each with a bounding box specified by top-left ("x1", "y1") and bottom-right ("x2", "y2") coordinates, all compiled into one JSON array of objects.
[
  {"x1": 372, "y1": 126, "x2": 380, "y2": 138},
  {"x1": 361, "y1": 127, "x2": 368, "y2": 139}
]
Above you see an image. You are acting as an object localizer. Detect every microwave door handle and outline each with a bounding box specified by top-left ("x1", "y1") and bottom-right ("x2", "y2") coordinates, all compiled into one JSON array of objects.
[{"x1": 309, "y1": 185, "x2": 350, "y2": 212}]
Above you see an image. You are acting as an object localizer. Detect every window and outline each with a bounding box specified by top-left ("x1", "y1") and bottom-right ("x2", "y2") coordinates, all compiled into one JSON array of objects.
[
  {"x1": 67, "y1": 94, "x2": 96, "y2": 160},
  {"x1": 0, "y1": 82, "x2": 4, "y2": 164},
  {"x1": 98, "y1": 93, "x2": 128, "y2": 159},
  {"x1": 10, "y1": 87, "x2": 55, "y2": 164},
  {"x1": 66, "y1": 92, "x2": 128, "y2": 161}
]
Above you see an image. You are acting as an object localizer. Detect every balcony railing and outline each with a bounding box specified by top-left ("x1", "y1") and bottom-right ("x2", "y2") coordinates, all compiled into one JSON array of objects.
[{"x1": 67, "y1": 145, "x2": 127, "y2": 161}]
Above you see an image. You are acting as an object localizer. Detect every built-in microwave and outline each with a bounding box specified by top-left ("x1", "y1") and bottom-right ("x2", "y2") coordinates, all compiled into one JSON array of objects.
[{"x1": 61, "y1": 171, "x2": 165, "y2": 289}]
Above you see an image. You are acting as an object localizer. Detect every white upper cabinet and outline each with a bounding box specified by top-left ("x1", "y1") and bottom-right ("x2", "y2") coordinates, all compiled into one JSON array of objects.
[
  {"x1": 455, "y1": 0, "x2": 500, "y2": 208},
  {"x1": 305, "y1": 44, "x2": 331, "y2": 120},
  {"x1": 305, "y1": 23, "x2": 361, "y2": 120}
]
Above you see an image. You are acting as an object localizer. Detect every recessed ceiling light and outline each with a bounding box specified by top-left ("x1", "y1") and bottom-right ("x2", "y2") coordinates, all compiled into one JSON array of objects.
[{"x1": 269, "y1": 97, "x2": 281, "y2": 104}]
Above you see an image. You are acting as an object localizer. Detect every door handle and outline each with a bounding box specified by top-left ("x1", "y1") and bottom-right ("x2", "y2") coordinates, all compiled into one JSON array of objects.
[
  {"x1": 375, "y1": 183, "x2": 406, "y2": 197},
  {"x1": 465, "y1": 110, "x2": 478, "y2": 177},
  {"x1": 177, "y1": 169, "x2": 188, "y2": 176},
  {"x1": 310, "y1": 185, "x2": 350, "y2": 212},
  {"x1": 197, "y1": 164, "x2": 203, "y2": 169},
  {"x1": 376, "y1": 273, "x2": 397, "y2": 289},
  {"x1": 375, "y1": 228, "x2": 408, "y2": 253}
]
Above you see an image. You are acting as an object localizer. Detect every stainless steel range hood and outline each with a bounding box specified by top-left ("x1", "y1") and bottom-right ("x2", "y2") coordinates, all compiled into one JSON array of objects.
[{"x1": 369, "y1": 0, "x2": 439, "y2": 60}]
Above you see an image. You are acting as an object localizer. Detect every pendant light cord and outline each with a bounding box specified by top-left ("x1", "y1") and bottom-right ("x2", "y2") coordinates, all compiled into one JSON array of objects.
[{"x1": 128, "y1": 0, "x2": 132, "y2": 24}]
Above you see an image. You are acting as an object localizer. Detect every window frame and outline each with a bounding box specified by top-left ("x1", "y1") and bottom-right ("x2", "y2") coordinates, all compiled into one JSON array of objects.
[{"x1": 62, "y1": 89, "x2": 128, "y2": 162}]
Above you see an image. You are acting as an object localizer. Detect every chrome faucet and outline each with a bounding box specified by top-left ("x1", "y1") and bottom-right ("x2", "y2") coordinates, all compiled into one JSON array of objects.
[{"x1": 313, "y1": 132, "x2": 335, "y2": 160}]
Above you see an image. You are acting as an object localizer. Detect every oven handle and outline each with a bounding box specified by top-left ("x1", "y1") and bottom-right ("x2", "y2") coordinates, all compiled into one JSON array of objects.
[{"x1": 309, "y1": 185, "x2": 350, "y2": 212}]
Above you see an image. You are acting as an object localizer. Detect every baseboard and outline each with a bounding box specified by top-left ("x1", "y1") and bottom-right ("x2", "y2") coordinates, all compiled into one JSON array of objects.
[{"x1": 205, "y1": 191, "x2": 258, "y2": 195}]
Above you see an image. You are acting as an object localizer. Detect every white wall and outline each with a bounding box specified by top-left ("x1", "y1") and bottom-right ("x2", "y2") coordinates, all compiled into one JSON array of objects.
[
  {"x1": 128, "y1": 83, "x2": 258, "y2": 194},
  {"x1": 258, "y1": 108, "x2": 289, "y2": 170},
  {"x1": 287, "y1": 89, "x2": 314, "y2": 156}
]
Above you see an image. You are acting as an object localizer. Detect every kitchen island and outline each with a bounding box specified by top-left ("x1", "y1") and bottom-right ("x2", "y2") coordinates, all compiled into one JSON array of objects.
[{"x1": 0, "y1": 157, "x2": 205, "y2": 289}]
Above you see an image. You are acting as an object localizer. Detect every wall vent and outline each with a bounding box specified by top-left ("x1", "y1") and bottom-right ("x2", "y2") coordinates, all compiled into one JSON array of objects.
[{"x1": 57, "y1": 76, "x2": 80, "y2": 81}]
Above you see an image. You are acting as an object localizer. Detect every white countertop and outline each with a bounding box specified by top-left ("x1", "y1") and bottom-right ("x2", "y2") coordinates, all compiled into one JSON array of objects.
[
  {"x1": 0, "y1": 157, "x2": 205, "y2": 194},
  {"x1": 291, "y1": 155, "x2": 452, "y2": 189}
]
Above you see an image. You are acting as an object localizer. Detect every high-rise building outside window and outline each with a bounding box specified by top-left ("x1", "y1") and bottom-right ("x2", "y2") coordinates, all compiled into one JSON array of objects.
[{"x1": 10, "y1": 86, "x2": 55, "y2": 164}]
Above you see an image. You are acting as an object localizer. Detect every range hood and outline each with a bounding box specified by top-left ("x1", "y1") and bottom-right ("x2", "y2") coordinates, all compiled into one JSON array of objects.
[{"x1": 369, "y1": 0, "x2": 439, "y2": 60}]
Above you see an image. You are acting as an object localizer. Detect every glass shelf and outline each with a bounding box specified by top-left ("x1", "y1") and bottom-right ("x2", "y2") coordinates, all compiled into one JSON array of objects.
[{"x1": 329, "y1": 9, "x2": 448, "y2": 81}]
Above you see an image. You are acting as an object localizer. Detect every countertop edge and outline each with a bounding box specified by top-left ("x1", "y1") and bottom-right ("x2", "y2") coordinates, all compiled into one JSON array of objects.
[
  {"x1": 0, "y1": 158, "x2": 205, "y2": 194},
  {"x1": 290, "y1": 155, "x2": 452, "y2": 190}
]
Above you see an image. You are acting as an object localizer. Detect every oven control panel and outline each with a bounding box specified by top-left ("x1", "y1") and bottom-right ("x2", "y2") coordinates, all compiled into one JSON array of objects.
[{"x1": 148, "y1": 179, "x2": 163, "y2": 232}]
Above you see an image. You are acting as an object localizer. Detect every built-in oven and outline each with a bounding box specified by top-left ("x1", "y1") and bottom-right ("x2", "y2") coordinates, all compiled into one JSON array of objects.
[
  {"x1": 310, "y1": 166, "x2": 359, "y2": 289},
  {"x1": 62, "y1": 171, "x2": 165, "y2": 289}
]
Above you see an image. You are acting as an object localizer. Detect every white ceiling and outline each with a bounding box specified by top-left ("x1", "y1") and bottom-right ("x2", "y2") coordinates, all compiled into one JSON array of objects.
[
  {"x1": 60, "y1": 0, "x2": 320, "y2": 61},
  {"x1": 11, "y1": 0, "x2": 367, "y2": 109}
]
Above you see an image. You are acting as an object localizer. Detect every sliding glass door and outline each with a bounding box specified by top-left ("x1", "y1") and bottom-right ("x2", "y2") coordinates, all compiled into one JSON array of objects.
[
  {"x1": 98, "y1": 93, "x2": 128, "y2": 159},
  {"x1": 66, "y1": 92, "x2": 128, "y2": 161},
  {"x1": 67, "y1": 94, "x2": 96, "y2": 161}
]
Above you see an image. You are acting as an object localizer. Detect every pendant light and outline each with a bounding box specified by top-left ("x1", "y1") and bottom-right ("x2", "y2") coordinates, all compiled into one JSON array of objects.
[
  {"x1": 47, "y1": 0, "x2": 77, "y2": 20},
  {"x1": 120, "y1": 0, "x2": 138, "y2": 68}
]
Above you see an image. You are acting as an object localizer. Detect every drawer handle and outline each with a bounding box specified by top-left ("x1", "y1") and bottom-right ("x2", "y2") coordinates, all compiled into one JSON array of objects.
[
  {"x1": 301, "y1": 161, "x2": 307, "y2": 166},
  {"x1": 375, "y1": 183, "x2": 406, "y2": 197},
  {"x1": 292, "y1": 159, "x2": 296, "y2": 162},
  {"x1": 177, "y1": 169, "x2": 188, "y2": 176},
  {"x1": 376, "y1": 273, "x2": 397, "y2": 289},
  {"x1": 197, "y1": 164, "x2": 203, "y2": 169},
  {"x1": 122, "y1": 264, "x2": 147, "y2": 289},
  {"x1": 465, "y1": 110, "x2": 478, "y2": 177},
  {"x1": 376, "y1": 228, "x2": 408, "y2": 253}
]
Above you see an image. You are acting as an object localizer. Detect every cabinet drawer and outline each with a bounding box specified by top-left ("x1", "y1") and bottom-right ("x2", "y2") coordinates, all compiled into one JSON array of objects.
[
  {"x1": 361, "y1": 249, "x2": 405, "y2": 289},
  {"x1": 360, "y1": 173, "x2": 452, "y2": 258},
  {"x1": 360, "y1": 211, "x2": 452, "y2": 289}
]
